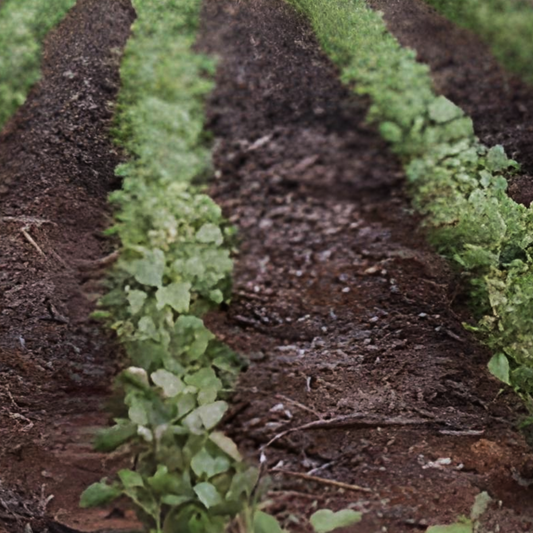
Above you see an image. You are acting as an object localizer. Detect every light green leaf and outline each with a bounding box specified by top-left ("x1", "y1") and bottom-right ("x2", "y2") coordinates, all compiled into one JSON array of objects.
[
  {"x1": 209, "y1": 431, "x2": 243, "y2": 462},
  {"x1": 488, "y1": 353, "x2": 511, "y2": 385},
  {"x1": 310, "y1": 509, "x2": 362, "y2": 533},
  {"x1": 127, "y1": 290, "x2": 147, "y2": 315},
  {"x1": 128, "y1": 249, "x2": 165, "y2": 287},
  {"x1": 193, "y1": 482, "x2": 223, "y2": 509},
  {"x1": 94, "y1": 421, "x2": 137, "y2": 452},
  {"x1": 151, "y1": 369, "x2": 185, "y2": 397},
  {"x1": 486, "y1": 145, "x2": 511, "y2": 172},
  {"x1": 196, "y1": 223, "x2": 223, "y2": 245},
  {"x1": 253, "y1": 511, "x2": 284, "y2": 533},
  {"x1": 80, "y1": 481, "x2": 121, "y2": 508},
  {"x1": 226, "y1": 468, "x2": 259, "y2": 501},
  {"x1": 428, "y1": 96, "x2": 464, "y2": 123},
  {"x1": 426, "y1": 521, "x2": 472, "y2": 533},
  {"x1": 129, "y1": 402, "x2": 149, "y2": 426},
  {"x1": 177, "y1": 393, "x2": 197, "y2": 417},
  {"x1": 197, "y1": 387, "x2": 217, "y2": 406},
  {"x1": 161, "y1": 494, "x2": 191, "y2": 507},
  {"x1": 156, "y1": 282, "x2": 191, "y2": 313},
  {"x1": 137, "y1": 316, "x2": 159, "y2": 341},
  {"x1": 209, "y1": 289, "x2": 224, "y2": 304},
  {"x1": 124, "y1": 366, "x2": 149, "y2": 386},
  {"x1": 182, "y1": 410, "x2": 204, "y2": 435},
  {"x1": 195, "y1": 401, "x2": 228, "y2": 430},
  {"x1": 184, "y1": 368, "x2": 222, "y2": 392},
  {"x1": 470, "y1": 491, "x2": 492, "y2": 521},
  {"x1": 380, "y1": 121, "x2": 403, "y2": 143},
  {"x1": 191, "y1": 447, "x2": 231, "y2": 478},
  {"x1": 118, "y1": 469, "x2": 144, "y2": 488}
]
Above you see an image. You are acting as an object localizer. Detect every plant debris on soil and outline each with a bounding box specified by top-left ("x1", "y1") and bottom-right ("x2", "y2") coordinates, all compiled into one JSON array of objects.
[
  {"x1": 198, "y1": 0, "x2": 533, "y2": 531},
  {"x1": 2, "y1": 0, "x2": 533, "y2": 532},
  {"x1": 0, "y1": 1, "x2": 138, "y2": 532}
]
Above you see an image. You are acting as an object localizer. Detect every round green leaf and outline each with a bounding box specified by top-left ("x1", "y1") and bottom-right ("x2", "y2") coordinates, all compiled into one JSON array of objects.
[{"x1": 310, "y1": 509, "x2": 362, "y2": 533}]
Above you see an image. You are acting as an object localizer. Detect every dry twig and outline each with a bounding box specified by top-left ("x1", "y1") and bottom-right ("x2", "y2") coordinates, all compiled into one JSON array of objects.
[
  {"x1": 263, "y1": 414, "x2": 431, "y2": 450},
  {"x1": 275, "y1": 394, "x2": 323, "y2": 419},
  {"x1": 21, "y1": 228, "x2": 46, "y2": 259},
  {"x1": 270, "y1": 468, "x2": 373, "y2": 494}
]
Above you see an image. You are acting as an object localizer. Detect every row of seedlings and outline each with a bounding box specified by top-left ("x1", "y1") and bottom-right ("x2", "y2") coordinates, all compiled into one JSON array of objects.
[{"x1": 287, "y1": 0, "x2": 533, "y2": 400}]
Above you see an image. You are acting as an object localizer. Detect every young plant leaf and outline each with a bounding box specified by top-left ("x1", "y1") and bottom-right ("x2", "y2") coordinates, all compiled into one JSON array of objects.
[
  {"x1": 80, "y1": 481, "x2": 121, "y2": 508},
  {"x1": 193, "y1": 482, "x2": 223, "y2": 509},
  {"x1": 488, "y1": 353, "x2": 511, "y2": 385},
  {"x1": 310, "y1": 509, "x2": 362, "y2": 533},
  {"x1": 151, "y1": 369, "x2": 185, "y2": 397},
  {"x1": 156, "y1": 282, "x2": 191, "y2": 312},
  {"x1": 253, "y1": 511, "x2": 285, "y2": 533},
  {"x1": 118, "y1": 469, "x2": 145, "y2": 488},
  {"x1": 426, "y1": 521, "x2": 473, "y2": 533},
  {"x1": 209, "y1": 431, "x2": 243, "y2": 462}
]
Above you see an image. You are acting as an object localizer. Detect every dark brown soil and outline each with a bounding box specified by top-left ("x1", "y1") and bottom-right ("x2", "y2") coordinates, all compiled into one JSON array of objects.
[
  {"x1": 198, "y1": 1, "x2": 533, "y2": 531},
  {"x1": 3, "y1": 0, "x2": 533, "y2": 532},
  {"x1": 0, "y1": 1, "x2": 138, "y2": 532},
  {"x1": 367, "y1": 0, "x2": 533, "y2": 207}
]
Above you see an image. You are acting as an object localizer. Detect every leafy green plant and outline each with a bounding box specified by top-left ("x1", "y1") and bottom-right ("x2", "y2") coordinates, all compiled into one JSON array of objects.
[
  {"x1": 0, "y1": 0, "x2": 76, "y2": 128},
  {"x1": 79, "y1": 0, "x2": 259, "y2": 531},
  {"x1": 286, "y1": 0, "x2": 533, "y2": 399},
  {"x1": 422, "y1": 0, "x2": 533, "y2": 85}
]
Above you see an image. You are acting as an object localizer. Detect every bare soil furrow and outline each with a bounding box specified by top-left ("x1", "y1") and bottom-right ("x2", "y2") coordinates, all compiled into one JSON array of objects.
[
  {"x1": 199, "y1": 1, "x2": 533, "y2": 531},
  {"x1": 0, "y1": 1, "x2": 137, "y2": 531}
]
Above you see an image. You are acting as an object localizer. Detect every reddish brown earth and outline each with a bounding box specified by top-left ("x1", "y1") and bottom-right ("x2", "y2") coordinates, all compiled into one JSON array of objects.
[
  {"x1": 2, "y1": 0, "x2": 533, "y2": 532},
  {"x1": 0, "y1": 1, "x2": 138, "y2": 532},
  {"x1": 368, "y1": 0, "x2": 533, "y2": 207},
  {"x1": 198, "y1": 0, "x2": 533, "y2": 531}
]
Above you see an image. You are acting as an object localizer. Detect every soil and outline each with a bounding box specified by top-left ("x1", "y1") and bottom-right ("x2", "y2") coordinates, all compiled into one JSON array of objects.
[
  {"x1": 2, "y1": 0, "x2": 533, "y2": 533},
  {"x1": 198, "y1": 0, "x2": 533, "y2": 531},
  {"x1": 367, "y1": 0, "x2": 533, "y2": 207},
  {"x1": 0, "y1": 1, "x2": 139, "y2": 532}
]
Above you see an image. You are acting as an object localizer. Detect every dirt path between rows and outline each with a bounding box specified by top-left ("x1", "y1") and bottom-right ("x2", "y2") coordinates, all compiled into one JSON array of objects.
[
  {"x1": 368, "y1": 0, "x2": 533, "y2": 207},
  {"x1": 199, "y1": 1, "x2": 533, "y2": 531},
  {"x1": 0, "y1": 1, "x2": 138, "y2": 532}
]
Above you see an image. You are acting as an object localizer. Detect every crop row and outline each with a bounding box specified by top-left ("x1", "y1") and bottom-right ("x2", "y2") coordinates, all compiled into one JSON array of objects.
[
  {"x1": 77, "y1": 0, "x2": 265, "y2": 531},
  {"x1": 289, "y1": 0, "x2": 533, "y2": 400},
  {"x1": 0, "y1": 0, "x2": 75, "y2": 128},
  {"x1": 422, "y1": 0, "x2": 533, "y2": 86}
]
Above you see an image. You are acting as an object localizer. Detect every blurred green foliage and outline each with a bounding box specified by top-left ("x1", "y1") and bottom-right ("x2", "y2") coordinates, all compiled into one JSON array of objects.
[
  {"x1": 0, "y1": 0, "x2": 75, "y2": 128},
  {"x1": 423, "y1": 0, "x2": 533, "y2": 85}
]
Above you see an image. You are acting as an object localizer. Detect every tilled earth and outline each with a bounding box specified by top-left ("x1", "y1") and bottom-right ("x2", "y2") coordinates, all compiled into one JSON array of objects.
[
  {"x1": 199, "y1": 0, "x2": 533, "y2": 531},
  {"x1": 1, "y1": 0, "x2": 533, "y2": 532},
  {"x1": 0, "y1": 1, "x2": 137, "y2": 532}
]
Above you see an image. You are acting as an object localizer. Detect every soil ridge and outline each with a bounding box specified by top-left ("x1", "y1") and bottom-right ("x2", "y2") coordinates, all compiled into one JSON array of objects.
[{"x1": 0, "y1": 1, "x2": 137, "y2": 531}]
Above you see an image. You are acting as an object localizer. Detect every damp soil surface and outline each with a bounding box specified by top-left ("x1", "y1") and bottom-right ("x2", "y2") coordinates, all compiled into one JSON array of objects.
[
  {"x1": 198, "y1": 1, "x2": 533, "y2": 531},
  {"x1": 0, "y1": 1, "x2": 138, "y2": 532}
]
